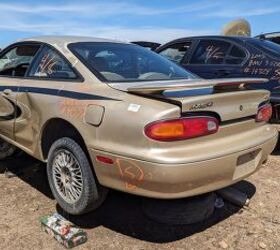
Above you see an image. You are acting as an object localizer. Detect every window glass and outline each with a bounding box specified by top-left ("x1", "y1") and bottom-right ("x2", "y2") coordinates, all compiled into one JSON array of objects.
[
  {"x1": 225, "y1": 45, "x2": 246, "y2": 64},
  {"x1": 270, "y1": 37, "x2": 280, "y2": 45},
  {"x1": 190, "y1": 40, "x2": 231, "y2": 64},
  {"x1": 0, "y1": 45, "x2": 40, "y2": 77},
  {"x1": 28, "y1": 46, "x2": 77, "y2": 79},
  {"x1": 69, "y1": 42, "x2": 196, "y2": 82},
  {"x1": 159, "y1": 42, "x2": 191, "y2": 63}
]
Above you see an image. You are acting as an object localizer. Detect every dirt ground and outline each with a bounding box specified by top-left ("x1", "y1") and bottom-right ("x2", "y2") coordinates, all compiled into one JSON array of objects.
[{"x1": 0, "y1": 148, "x2": 279, "y2": 250}]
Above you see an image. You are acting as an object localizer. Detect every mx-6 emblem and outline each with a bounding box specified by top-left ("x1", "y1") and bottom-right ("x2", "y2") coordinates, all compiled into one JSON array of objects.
[{"x1": 190, "y1": 101, "x2": 213, "y2": 110}]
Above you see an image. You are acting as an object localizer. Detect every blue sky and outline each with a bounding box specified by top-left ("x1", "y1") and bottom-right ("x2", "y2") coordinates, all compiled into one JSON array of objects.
[{"x1": 0, "y1": 0, "x2": 280, "y2": 48}]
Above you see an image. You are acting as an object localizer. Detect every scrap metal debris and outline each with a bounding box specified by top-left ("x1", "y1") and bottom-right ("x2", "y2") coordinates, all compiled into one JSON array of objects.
[{"x1": 40, "y1": 213, "x2": 87, "y2": 249}]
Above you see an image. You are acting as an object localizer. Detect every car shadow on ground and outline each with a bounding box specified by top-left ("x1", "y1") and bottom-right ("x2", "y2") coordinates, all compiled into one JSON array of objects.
[
  {"x1": 0, "y1": 152, "x2": 256, "y2": 243},
  {"x1": 58, "y1": 181, "x2": 256, "y2": 243},
  {"x1": 0, "y1": 151, "x2": 53, "y2": 199},
  {"x1": 271, "y1": 137, "x2": 280, "y2": 155}
]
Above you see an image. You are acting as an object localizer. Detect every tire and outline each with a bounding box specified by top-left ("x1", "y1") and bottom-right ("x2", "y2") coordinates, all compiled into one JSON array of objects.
[
  {"x1": 142, "y1": 192, "x2": 216, "y2": 225},
  {"x1": 0, "y1": 139, "x2": 16, "y2": 160},
  {"x1": 47, "y1": 137, "x2": 108, "y2": 215}
]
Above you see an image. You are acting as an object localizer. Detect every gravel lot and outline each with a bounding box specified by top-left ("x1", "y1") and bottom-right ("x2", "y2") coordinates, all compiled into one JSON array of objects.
[{"x1": 0, "y1": 148, "x2": 279, "y2": 250}]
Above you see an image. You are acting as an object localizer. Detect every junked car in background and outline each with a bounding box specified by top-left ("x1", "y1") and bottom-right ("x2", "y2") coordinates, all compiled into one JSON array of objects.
[
  {"x1": 156, "y1": 36, "x2": 280, "y2": 124},
  {"x1": 131, "y1": 41, "x2": 161, "y2": 51},
  {"x1": 255, "y1": 32, "x2": 280, "y2": 46},
  {"x1": 0, "y1": 36, "x2": 277, "y2": 215}
]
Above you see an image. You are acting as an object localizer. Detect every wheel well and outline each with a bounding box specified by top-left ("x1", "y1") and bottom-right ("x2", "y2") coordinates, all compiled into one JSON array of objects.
[{"x1": 41, "y1": 118, "x2": 88, "y2": 160}]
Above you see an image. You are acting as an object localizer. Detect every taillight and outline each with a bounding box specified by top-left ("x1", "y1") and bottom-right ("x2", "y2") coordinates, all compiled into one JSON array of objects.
[
  {"x1": 256, "y1": 104, "x2": 272, "y2": 122},
  {"x1": 144, "y1": 116, "x2": 219, "y2": 141}
]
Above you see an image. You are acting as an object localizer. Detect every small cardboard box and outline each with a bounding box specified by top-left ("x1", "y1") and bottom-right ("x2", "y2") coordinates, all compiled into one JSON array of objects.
[{"x1": 40, "y1": 213, "x2": 87, "y2": 249}]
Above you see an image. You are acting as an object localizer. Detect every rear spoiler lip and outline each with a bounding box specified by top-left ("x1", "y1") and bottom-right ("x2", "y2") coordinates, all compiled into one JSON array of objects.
[{"x1": 125, "y1": 78, "x2": 269, "y2": 94}]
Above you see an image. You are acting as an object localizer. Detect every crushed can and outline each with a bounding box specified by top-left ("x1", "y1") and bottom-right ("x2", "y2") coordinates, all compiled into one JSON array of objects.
[{"x1": 40, "y1": 213, "x2": 87, "y2": 249}]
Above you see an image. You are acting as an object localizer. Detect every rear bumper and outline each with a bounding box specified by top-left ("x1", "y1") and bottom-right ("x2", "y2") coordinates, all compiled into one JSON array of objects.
[
  {"x1": 89, "y1": 132, "x2": 278, "y2": 199},
  {"x1": 272, "y1": 124, "x2": 280, "y2": 131}
]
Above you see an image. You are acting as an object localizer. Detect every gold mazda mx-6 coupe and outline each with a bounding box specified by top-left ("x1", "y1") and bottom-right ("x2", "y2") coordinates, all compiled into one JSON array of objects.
[{"x1": 0, "y1": 36, "x2": 277, "y2": 214}]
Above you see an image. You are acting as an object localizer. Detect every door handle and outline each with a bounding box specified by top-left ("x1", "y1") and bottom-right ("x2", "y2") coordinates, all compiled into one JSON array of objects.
[{"x1": 3, "y1": 89, "x2": 12, "y2": 95}]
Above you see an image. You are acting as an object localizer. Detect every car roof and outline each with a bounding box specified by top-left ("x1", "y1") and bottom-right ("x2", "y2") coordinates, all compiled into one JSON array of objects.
[
  {"x1": 159, "y1": 35, "x2": 257, "y2": 46},
  {"x1": 255, "y1": 32, "x2": 280, "y2": 38},
  {"x1": 16, "y1": 35, "x2": 129, "y2": 46}
]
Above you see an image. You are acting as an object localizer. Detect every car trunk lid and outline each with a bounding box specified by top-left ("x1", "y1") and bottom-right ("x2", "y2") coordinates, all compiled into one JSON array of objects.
[
  {"x1": 110, "y1": 78, "x2": 270, "y2": 122},
  {"x1": 172, "y1": 90, "x2": 269, "y2": 121}
]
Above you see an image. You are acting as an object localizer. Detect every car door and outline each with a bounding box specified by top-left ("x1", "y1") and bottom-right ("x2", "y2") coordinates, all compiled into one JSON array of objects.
[
  {"x1": 15, "y1": 44, "x2": 80, "y2": 154},
  {"x1": 0, "y1": 43, "x2": 41, "y2": 140},
  {"x1": 184, "y1": 39, "x2": 248, "y2": 79}
]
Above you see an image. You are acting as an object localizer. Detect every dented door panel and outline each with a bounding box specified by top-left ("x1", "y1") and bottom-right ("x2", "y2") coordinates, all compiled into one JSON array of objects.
[
  {"x1": 15, "y1": 79, "x2": 66, "y2": 153},
  {"x1": 0, "y1": 79, "x2": 19, "y2": 140}
]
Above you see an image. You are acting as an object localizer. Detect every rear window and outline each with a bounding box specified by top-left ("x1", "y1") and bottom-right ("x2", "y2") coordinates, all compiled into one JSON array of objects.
[
  {"x1": 68, "y1": 42, "x2": 195, "y2": 82},
  {"x1": 249, "y1": 39, "x2": 280, "y2": 57}
]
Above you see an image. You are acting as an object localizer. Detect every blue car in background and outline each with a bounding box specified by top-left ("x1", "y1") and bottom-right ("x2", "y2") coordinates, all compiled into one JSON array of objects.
[{"x1": 156, "y1": 36, "x2": 280, "y2": 123}]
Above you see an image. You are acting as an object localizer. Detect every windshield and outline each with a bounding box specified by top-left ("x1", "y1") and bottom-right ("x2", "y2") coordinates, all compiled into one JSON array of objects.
[
  {"x1": 68, "y1": 42, "x2": 196, "y2": 82},
  {"x1": 249, "y1": 39, "x2": 280, "y2": 57}
]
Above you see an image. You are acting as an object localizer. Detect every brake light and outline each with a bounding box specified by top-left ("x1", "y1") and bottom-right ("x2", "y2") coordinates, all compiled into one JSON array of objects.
[
  {"x1": 144, "y1": 117, "x2": 219, "y2": 141},
  {"x1": 256, "y1": 104, "x2": 272, "y2": 122}
]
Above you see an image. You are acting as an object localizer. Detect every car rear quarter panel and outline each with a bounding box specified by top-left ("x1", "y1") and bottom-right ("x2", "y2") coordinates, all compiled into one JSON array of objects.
[
  {"x1": 14, "y1": 79, "x2": 121, "y2": 159},
  {"x1": 242, "y1": 43, "x2": 280, "y2": 92}
]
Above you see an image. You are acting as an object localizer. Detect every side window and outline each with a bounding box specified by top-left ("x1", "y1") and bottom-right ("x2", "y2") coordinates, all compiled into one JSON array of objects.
[
  {"x1": 190, "y1": 40, "x2": 231, "y2": 64},
  {"x1": 225, "y1": 45, "x2": 246, "y2": 64},
  {"x1": 159, "y1": 42, "x2": 191, "y2": 63},
  {"x1": 28, "y1": 46, "x2": 78, "y2": 79},
  {"x1": 0, "y1": 44, "x2": 40, "y2": 77}
]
